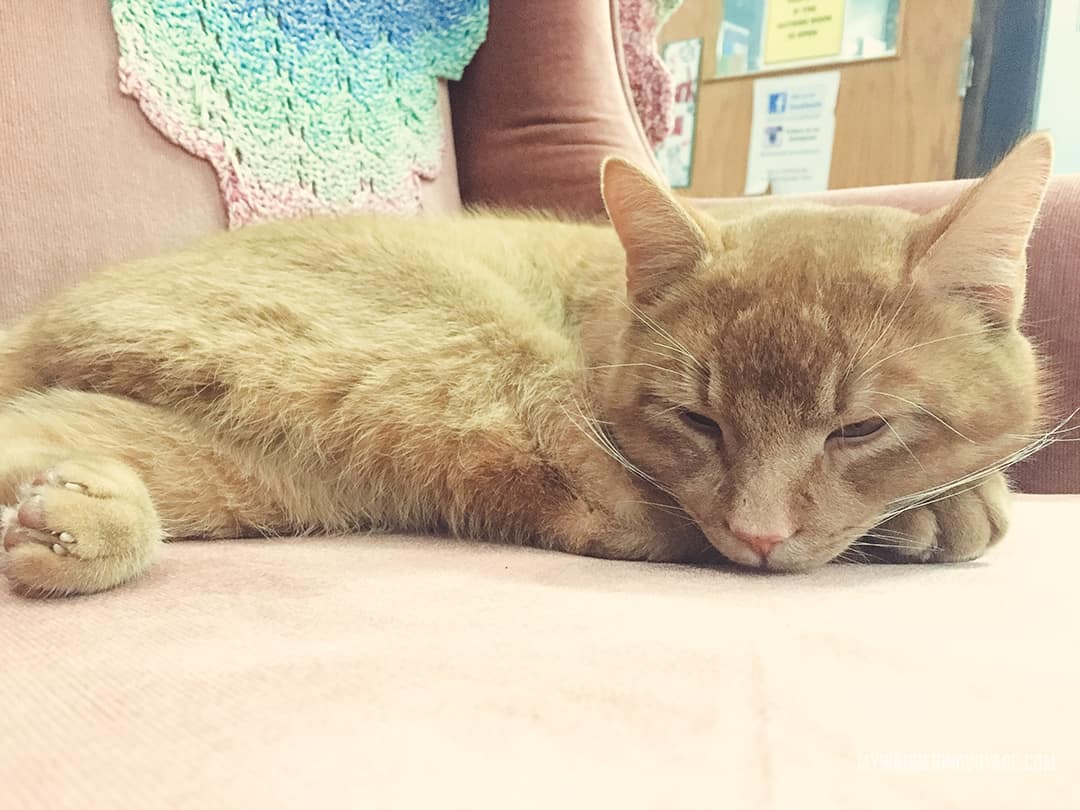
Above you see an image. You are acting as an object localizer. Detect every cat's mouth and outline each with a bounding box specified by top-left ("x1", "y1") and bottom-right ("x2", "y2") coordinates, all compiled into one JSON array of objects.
[{"x1": 702, "y1": 522, "x2": 871, "y2": 573}]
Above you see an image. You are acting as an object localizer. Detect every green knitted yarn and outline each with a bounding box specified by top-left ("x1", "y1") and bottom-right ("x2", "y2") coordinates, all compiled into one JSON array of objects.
[{"x1": 110, "y1": 1, "x2": 488, "y2": 226}]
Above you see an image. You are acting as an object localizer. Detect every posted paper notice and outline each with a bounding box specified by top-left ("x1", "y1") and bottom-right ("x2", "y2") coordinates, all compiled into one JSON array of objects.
[
  {"x1": 744, "y1": 70, "x2": 840, "y2": 195},
  {"x1": 764, "y1": 0, "x2": 846, "y2": 64}
]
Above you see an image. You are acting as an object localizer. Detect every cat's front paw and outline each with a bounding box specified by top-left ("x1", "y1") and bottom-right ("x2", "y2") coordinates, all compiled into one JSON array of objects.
[
  {"x1": 0, "y1": 459, "x2": 162, "y2": 596},
  {"x1": 856, "y1": 473, "x2": 1010, "y2": 563}
]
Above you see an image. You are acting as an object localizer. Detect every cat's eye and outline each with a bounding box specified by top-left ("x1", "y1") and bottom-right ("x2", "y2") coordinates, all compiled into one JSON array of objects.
[
  {"x1": 679, "y1": 408, "x2": 723, "y2": 437},
  {"x1": 828, "y1": 417, "x2": 887, "y2": 443}
]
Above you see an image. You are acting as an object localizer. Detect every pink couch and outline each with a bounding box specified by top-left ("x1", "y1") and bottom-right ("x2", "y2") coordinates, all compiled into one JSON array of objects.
[{"x1": 2, "y1": 3, "x2": 1078, "y2": 808}]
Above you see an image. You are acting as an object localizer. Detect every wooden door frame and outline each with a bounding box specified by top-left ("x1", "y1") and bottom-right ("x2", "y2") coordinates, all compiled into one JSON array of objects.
[{"x1": 955, "y1": 0, "x2": 1051, "y2": 178}]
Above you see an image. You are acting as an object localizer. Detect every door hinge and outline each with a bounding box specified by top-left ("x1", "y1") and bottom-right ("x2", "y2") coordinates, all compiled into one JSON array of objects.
[{"x1": 958, "y1": 35, "x2": 974, "y2": 98}]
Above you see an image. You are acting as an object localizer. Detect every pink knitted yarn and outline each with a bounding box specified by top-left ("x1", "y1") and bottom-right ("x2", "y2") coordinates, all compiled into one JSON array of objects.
[
  {"x1": 118, "y1": 68, "x2": 417, "y2": 228},
  {"x1": 618, "y1": 0, "x2": 681, "y2": 148}
]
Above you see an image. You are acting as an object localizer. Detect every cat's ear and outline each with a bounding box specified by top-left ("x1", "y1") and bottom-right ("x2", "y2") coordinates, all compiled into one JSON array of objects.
[
  {"x1": 601, "y1": 157, "x2": 711, "y2": 304},
  {"x1": 909, "y1": 132, "x2": 1053, "y2": 323}
]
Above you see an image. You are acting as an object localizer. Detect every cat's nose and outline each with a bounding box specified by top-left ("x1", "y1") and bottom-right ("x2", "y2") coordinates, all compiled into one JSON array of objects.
[{"x1": 729, "y1": 525, "x2": 787, "y2": 558}]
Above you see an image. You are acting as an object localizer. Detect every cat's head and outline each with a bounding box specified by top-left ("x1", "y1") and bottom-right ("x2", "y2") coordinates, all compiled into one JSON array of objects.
[{"x1": 597, "y1": 134, "x2": 1053, "y2": 571}]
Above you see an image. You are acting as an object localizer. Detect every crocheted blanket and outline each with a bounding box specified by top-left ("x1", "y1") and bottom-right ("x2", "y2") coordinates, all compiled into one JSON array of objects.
[
  {"x1": 620, "y1": 0, "x2": 684, "y2": 148},
  {"x1": 110, "y1": 0, "x2": 488, "y2": 227}
]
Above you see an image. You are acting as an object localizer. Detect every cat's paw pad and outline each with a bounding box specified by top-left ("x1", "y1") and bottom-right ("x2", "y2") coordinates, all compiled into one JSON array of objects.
[
  {"x1": 858, "y1": 474, "x2": 1009, "y2": 564},
  {"x1": 0, "y1": 459, "x2": 162, "y2": 596},
  {"x1": 1, "y1": 499, "x2": 77, "y2": 555}
]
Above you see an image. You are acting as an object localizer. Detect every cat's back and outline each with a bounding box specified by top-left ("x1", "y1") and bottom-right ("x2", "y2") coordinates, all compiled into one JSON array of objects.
[
  {"x1": 20, "y1": 210, "x2": 612, "y2": 340},
  {"x1": 2, "y1": 211, "x2": 615, "y2": 406}
]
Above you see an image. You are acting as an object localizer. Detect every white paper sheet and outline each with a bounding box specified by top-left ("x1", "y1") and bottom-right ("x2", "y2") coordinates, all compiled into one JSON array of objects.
[{"x1": 744, "y1": 70, "x2": 841, "y2": 195}]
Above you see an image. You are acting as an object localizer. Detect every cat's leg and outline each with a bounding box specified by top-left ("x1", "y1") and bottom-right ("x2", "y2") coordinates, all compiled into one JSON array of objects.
[
  {"x1": 0, "y1": 389, "x2": 289, "y2": 596},
  {"x1": 433, "y1": 409, "x2": 714, "y2": 565},
  {"x1": 856, "y1": 472, "x2": 1010, "y2": 563}
]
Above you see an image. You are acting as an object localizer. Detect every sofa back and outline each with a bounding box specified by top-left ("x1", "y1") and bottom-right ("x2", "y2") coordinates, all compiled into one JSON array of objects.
[{"x1": 3, "y1": 2, "x2": 1076, "y2": 493}]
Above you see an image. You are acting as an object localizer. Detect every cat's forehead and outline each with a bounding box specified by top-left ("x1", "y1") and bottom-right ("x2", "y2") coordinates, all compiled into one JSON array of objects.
[
  {"x1": 717, "y1": 205, "x2": 917, "y2": 281},
  {"x1": 650, "y1": 284, "x2": 853, "y2": 428},
  {"x1": 718, "y1": 298, "x2": 848, "y2": 423}
]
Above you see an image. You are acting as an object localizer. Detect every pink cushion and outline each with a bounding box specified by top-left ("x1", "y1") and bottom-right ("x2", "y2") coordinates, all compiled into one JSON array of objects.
[
  {"x1": 450, "y1": 0, "x2": 661, "y2": 217},
  {"x1": 2, "y1": 495, "x2": 1078, "y2": 807},
  {"x1": 0, "y1": 2, "x2": 461, "y2": 326},
  {"x1": 0, "y1": 1, "x2": 223, "y2": 325}
]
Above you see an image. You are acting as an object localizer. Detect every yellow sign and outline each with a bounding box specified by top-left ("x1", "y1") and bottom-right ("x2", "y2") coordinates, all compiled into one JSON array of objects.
[{"x1": 764, "y1": 0, "x2": 846, "y2": 65}]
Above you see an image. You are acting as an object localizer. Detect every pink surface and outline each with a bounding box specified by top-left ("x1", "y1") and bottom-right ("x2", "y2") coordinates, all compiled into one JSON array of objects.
[
  {"x1": 451, "y1": 0, "x2": 661, "y2": 216},
  {"x1": 3, "y1": 495, "x2": 1077, "y2": 808},
  {"x1": 0, "y1": 2, "x2": 462, "y2": 327}
]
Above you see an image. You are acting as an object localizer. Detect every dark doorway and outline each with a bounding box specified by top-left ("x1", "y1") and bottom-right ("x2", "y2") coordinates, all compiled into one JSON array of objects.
[{"x1": 955, "y1": 0, "x2": 1051, "y2": 178}]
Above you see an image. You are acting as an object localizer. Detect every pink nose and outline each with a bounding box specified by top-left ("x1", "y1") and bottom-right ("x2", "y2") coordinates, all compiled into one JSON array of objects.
[{"x1": 730, "y1": 528, "x2": 786, "y2": 558}]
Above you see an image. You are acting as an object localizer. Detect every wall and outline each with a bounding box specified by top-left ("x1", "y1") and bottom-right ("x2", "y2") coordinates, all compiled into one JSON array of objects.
[
  {"x1": 1037, "y1": 0, "x2": 1080, "y2": 173},
  {"x1": 660, "y1": 0, "x2": 975, "y2": 197}
]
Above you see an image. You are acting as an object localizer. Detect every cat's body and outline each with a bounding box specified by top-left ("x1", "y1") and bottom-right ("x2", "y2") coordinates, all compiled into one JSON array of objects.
[{"x1": 0, "y1": 136, "x2": 1053, "y2": 596}]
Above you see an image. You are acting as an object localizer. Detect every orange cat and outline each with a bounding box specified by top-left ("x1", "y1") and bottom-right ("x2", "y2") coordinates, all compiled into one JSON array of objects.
[{"x1": 0, "y1": 134, "x2": 1052, "y2": 596}]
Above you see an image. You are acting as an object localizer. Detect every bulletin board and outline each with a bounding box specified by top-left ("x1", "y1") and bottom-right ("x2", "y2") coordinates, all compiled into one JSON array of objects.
[
  {"x1": 658, "y1": 0, "x2": 972, "y2": 198},
  {"x1": 715, "y1": 0, "x2": 901, "y2": 78}
]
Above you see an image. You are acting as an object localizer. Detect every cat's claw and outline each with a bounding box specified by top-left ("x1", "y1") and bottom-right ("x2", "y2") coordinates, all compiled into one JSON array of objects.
[{"x1": 29, "y1": 468, "x2": 89, "y2": 493}]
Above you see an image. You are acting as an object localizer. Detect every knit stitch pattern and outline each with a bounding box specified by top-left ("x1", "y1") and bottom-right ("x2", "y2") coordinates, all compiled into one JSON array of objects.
[
  {"x1": 110, "y1": 1, "x2": 488, "y2": 227},
  {"x1": 619, "y1": 0, "x2": 684, "y2": 148}
]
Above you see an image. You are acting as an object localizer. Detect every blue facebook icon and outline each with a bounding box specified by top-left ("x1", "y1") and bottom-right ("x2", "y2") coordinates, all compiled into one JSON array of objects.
[{"x1": 768, "y1": 92, "x2": 788, "y2": 114}]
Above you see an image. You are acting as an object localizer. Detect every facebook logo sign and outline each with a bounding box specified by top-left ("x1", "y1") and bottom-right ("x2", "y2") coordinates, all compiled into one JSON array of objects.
[{"x1": 768, "y1": 92, "x2": 788, "y2": 114}]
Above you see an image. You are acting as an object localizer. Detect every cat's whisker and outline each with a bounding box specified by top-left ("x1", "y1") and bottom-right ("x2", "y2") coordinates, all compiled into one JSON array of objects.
[
  {"x1": 840, "y1": 288, "x2": 891, "y2": 384},
  {"x1": 585, "y1": 362, "x2": 695, "y2": 381},
  {"x1": 616, "y1": 340, "x2": 703, "y2": 374},
  {"x1": 587, "y1": 360, "x2": 695, "y2": 380},
  {"x1": 622, "y1": 498, "x2": 690, "y2": 513},
  {"x1": 655, "y1": 401, "x2": 692, "y2": 417},
  {"x1": 879, "y1": 479, "x2": 992, "y2": 524},
  {"x1": 875, "y1": 417, "x2": 1070, "y2": 522},
  {"x1": 619, "y1": 499, "x2": 697, "y2": 524},
  {"x1": 635, "y1": 346, "x2": 694, "y2": 367},
  {"x1": 853, "y1": 542, "x2": 930, "y2": 552},
  {"x1": 860, "y1": 528, "x2": 919, "y2": 541},
  {"x1": 853, "y1": 326, "x2": 1005, "y2": 382},
  {"x1": 866, "y1": 390, "x2": 976, "y2": 443},
  {"x1": 836, "y1": 546, "x2": 873, "y2": 564},
  {"x1": 869, "y1": 406, "x2": 925, "y2": 472},
  {"x1": 616, "y1": 295, "x2": 708, "y2": 375},
  {"x1": 853, "y1": 280, "x2": 917, "y2": 369},
  {"x1": 645, "y1": 344, "x2": 701, "y2": 376},
  {"x1": 1005, "y1": 411, "x2": 1080, "y2": 441},
  {"x1": 857, "y1": 530, "x2": 927, "y2": 545},
  {"x1": 856, "y1": 541, "x2": 921, "y2": 550},
  {"x1": 559, "y1": 398, "x2": 673, "y2": 497}
]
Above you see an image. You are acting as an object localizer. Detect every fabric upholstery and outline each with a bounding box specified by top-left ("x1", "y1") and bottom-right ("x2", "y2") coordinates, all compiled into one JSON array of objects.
[
  {"x1": 0, "y1": 1, "x2": 461, "y2": 326},
  {"x1": 2, "y1": 495, "x2": 1076, "y2": 808},
  {"x1": 3, "y1": 6, "x2": 1079, "y2": 809},
  {"x1": 450, "y1": 0, "x2": 661, "y2": 216}
]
